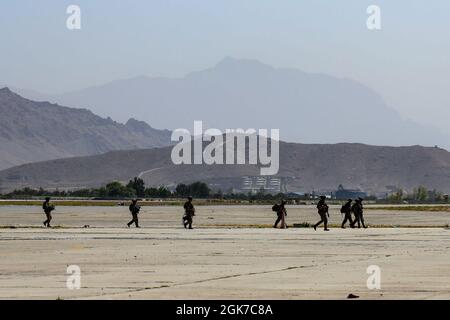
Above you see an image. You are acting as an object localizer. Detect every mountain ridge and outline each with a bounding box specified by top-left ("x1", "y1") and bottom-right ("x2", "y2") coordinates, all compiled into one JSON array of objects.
[
  {"x1": 1, "y1": 140, "x2": 450, "y2": 194},
  {"x1": 11, "y1": 57, "x2": 449, "y2": 149},
  {"x1": 0, "y1": 88, "x2": 172, "y2": 170}
]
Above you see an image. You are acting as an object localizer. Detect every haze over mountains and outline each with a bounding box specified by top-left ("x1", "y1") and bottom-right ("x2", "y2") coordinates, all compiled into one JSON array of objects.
[
  {"x1": 14, "y1": 57, "x2": 450, "y2": 150},
  {"x1": 2, "y1": 58, "x2": 450, "y2": 194},
  {"x1": 0, "y1": 88, "x2": 171, "y2": 170}
]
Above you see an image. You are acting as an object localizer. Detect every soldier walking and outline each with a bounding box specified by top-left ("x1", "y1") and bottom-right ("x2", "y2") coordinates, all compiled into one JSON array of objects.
[
  {"x1": 273, "y1": 200, "x2": 287, "y2": 229},
  {"x1": 314, "y1": 196, "x2": 330, "y2": 231},
  {"x1": 351, "y1": 197, "x2": 367, "y2": 228},
  {"x1": 42, "y1": 197, "x2": 55, "y2": 228},
  {"x1": 127, "y1": 199, "x2": 141, "y2": 228},
  {"x1": 183, "y1": 196, "x2": 195, "y2": 229},
  {"x1": 340, "y1": 199, "x2": 354, "y2": 228}
]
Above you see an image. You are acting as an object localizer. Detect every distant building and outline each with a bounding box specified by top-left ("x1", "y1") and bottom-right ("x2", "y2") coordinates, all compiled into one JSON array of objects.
[
  {"x1": 334, "y1": 185, "x2": 366, "y2": 200},
  {"x1": 241, "y1": 176, "x2": 282, "y2": 193}
]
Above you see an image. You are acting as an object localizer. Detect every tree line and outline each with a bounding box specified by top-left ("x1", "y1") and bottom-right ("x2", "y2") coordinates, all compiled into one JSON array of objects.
[
  {"x1": 0, "y1": 178, "x2": 212, "y2": 199},
  {"x1": 387, "y1": 186, "x2": 449, "y2": 204},
  {"x1": 0, "y1": 177, "x2": 289, "y2": 201},
  {"x1": 1, "y1": 179, "x2": 448, "y2": 204}
]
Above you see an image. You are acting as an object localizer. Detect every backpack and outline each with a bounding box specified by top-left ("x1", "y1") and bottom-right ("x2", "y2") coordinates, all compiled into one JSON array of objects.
[
  {"x1": 272, "y1": 204, "x2": 280, "y2": 212},
  {"x1": 318, "y1": 204, "x2": 328, "y2": 214},
  {"x1": 340, "y1": 205, "x2": 346, "y2": 214}
]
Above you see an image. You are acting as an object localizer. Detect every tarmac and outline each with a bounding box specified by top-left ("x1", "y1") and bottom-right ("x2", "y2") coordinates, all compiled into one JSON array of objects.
[{"x1": 0, "y1": 205, "x2": 449, "y2": 299}]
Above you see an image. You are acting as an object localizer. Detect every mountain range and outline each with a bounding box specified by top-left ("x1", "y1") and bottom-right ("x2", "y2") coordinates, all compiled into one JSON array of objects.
[
  {"x1": 13, "y1": 57, "x2": 450, "y2": 150},
  {"x1": 2, "y1": 58, "x2": 450, "y2": 194},
  {"x1": 1, "y1": 141, "x2": 450, "y2": 195},
  {"x1": 0, "y1": 87, "x2": 171, "y2": 170}
]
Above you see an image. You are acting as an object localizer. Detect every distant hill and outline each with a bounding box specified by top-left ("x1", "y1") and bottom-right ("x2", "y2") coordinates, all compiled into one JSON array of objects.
[
  {"x1": 0, "y1": 88, "x2": 172, "y2": 170},
  {"x1": 17, "y1": 57, "x2": 450, "y2": 150},
  {"x1": 1, "y1": 141, "x2": 450, "y2": 194}
]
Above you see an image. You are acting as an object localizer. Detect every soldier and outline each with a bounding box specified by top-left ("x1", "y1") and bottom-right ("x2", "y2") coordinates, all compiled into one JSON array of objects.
[
  {"x1": 127, "y1": 199, "x2": 141, "y2": 228},
  {"x1": 351, "y1": 197, "x2": 367, "y2": 229},
  {"x1": 340, "y1": 199, "x2": 354, "y2": 229},
  {"x1": 273, "y1": 200, "x2": 287, "y2": 229},
  {"x1": 42, "y1": 197, "x2": 55, "y2": 228},
  {"x1": 183, "y1": 196, "x2": 195, "y2": 229},
  {"x1": 314, "y1": 196, "x2": 330, "y2": 231}
]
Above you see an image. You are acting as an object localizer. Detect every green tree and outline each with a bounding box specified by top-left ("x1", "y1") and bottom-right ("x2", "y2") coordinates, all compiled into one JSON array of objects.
[
  {"x1": 189, "y1": 182, "x2": 210, "y2": 198},
  {"x1": 413, "y1": 186, "x2": 428, "y2": 203},
  {"x1": 104, "y1": 181, "x2": 135, "y2": 198},
  {"x1": 175, "y1": 183, "x2": 190, "y2": 197},
  {"x1": 127, "y1": 177, "x2": 146, "y2": 197},
  {"x1": 144, "y1": 186, "x2": 172, "y2": 198},
  {"x1": 157, "y1": 186, "x2": 172, "y2": 198}
]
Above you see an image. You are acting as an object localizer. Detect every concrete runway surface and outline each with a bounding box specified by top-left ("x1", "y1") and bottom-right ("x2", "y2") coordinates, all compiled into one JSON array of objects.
[{"x1": 0, "y1": 205, "x2": 449, "y2": 299}]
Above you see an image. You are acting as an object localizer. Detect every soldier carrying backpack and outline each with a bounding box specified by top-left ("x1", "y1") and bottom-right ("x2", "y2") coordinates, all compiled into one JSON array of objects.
[
  {"x1": 272, "y1": 200, "x2": 287, "y2": 229},
  {"x1": 351, "y1": 197, "x2": 367, "y2": 229},
  {"x1": 183, "y1": 196, "x2": 196, "y2": 229},
  {"x1": 340, "y1": 199, "x2": 354, "y2": 228},
  {"x1": 313, "y1": 196, "x2": 330, "y2": 231},
  {"x1": 42, "y1": 197, "x2": 55, "y2": 228},
  {"x1": 127, "y1": 199, "x2": 141, "y2": 228}
]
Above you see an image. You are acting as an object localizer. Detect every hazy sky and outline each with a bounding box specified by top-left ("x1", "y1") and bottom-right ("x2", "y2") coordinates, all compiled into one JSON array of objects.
[{"x1": 1, "y1": 0, "x2": 449, "y2": 133}]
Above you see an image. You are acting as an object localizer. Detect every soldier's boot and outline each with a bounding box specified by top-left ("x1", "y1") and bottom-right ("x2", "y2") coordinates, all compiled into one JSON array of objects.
[
  {"x1": 313, "y1": 221, "x2": 322, "y2": 231},
  {"x1": 350, "y1": 217, "x2": 356, "y2": 228},
  {"x1": 273, "y1": 217, "x2": 281, "y2": 228},
  {"x1": 361, "y1": 218, "x2": 367, "y2": 229}
]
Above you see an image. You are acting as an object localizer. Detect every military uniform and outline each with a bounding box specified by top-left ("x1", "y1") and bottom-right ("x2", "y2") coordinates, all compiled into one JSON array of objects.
[
  {"x1": 273, "y1": 202, "x2": 287, "y2": 229},
  {"x1": 42, "y1": 198, "x2": 54, "y2": 227},
  {"x1": 314, "y1": 197, "x2": 330, "y2": 231},
  {"x1": 127, "y1": 201, "x2": 141, "y2": 228},
  {"x1": 340, "y1": 199, "x2": 354, "y2": 228},
  {"x1": 183, "y1": 199, "x2": 195, "y2": 229},
  {"x1": 351, "y1": 198, "x2": 367, "y2": 228}
]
